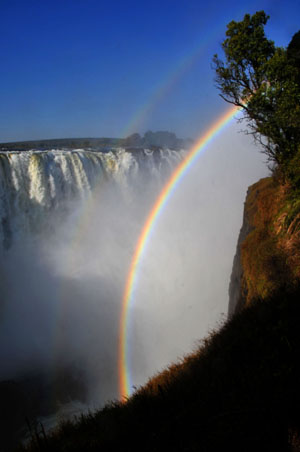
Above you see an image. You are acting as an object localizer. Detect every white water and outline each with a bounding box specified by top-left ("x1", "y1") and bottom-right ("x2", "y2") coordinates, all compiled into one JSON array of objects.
[
  {"x1": 0, "y1": 148, "x2": 184, "y2": 249},
  {"x1": 0, "y1": 147, "x2": 185, "y2": 406}
]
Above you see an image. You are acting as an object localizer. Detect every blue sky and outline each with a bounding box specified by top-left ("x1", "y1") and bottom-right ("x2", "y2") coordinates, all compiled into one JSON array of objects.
[{"x1": 0, "y1": 0, "x2": 299, "y2": 142}]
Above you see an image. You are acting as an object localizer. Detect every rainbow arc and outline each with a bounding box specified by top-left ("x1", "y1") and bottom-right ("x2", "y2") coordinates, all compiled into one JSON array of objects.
[{"x1": 119, "y1": 104, "x2": 241, "y2": 399}]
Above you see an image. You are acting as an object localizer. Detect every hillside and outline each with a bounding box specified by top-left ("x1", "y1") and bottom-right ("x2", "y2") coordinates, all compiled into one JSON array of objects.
[{"x1": 19, "y1": 176, "x2": 300, "y2": 451}]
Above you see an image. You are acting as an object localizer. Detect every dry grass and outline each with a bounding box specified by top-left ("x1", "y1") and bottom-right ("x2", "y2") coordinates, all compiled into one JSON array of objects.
[{"x1": 241, "y1": 177, "x2": 300, "y2": 304}]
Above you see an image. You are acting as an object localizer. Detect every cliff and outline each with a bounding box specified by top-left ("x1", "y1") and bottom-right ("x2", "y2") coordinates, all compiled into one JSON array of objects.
[
  {"x1": 228, "y1": 186, "x2": 254, "y2": 316},
  {"x1": 229, "y1": 176, "x2": 300, "y2": 316}
]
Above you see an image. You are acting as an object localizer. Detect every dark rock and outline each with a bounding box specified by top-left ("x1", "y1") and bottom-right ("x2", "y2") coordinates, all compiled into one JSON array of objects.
[{"x1": 228, "y1": 188, "x2": 253, "y2": 317}]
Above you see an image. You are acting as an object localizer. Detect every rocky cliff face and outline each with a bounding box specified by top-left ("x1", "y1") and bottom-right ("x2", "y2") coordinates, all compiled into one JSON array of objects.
[
  {"x1": 228, "y1": 187, "x2": 253, "y2": 317},
  {"x1": 228, "y1": 176, "x2": 300, "y2": 317}
]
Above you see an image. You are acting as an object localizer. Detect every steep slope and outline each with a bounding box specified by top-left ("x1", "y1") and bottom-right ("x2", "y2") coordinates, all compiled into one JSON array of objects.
[
  {"x1": 228, "y1": 185, "x2": 254, "y2": 316},
  {"x1": 229, "y1": 177, "x2": 300, "y2": 315}
]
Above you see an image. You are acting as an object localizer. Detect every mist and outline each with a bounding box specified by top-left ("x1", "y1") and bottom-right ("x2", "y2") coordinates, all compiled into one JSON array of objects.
[{"x1": 0, "y1": 125, "x2": 267, "y2": 414}]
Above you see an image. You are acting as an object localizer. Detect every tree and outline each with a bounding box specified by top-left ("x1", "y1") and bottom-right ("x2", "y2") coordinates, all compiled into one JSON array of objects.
[
  {"x1": 213, "y1": 11, "x2": 300, "y2": 171},
  {"x1": 287, "y1": 30, "x2": 300, "y2": 72}
]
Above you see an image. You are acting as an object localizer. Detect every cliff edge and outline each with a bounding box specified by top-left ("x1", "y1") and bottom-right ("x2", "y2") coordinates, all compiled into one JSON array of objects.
[
  {"x1": 229, "y1": 177, "x2": 300, "y2": 316},
  {"x1": 228, "y1": 186, "x2": 254, "y2": 316}
]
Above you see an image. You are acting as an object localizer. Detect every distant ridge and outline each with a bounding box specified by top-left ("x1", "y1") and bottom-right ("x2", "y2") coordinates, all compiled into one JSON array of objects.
[
  {"x1": 0, "y1": 132, "x2": 193, "y2": 152},
  {"x1": 0, "y1": 137, "x2": 122, "y2": 151}
]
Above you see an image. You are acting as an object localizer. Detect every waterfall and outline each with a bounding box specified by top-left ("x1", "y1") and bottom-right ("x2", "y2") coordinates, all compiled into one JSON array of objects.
[
  {"x1": 0, "y1": 145, "x2": 187, "y2": 446},
  {"x1": 0, "y1": 148, "x2": 185, "y2": 249}
]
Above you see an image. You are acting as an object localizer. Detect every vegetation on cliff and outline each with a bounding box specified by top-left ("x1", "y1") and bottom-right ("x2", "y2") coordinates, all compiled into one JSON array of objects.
[
  {"x1": 213, "y1": 11, "x2": 300, "y2": 181},
  {"x1": 215, "y1": 10, "x2": 300, "y2": 309},
  {"x1": 241, "y1": 177, "x2": 300, "y2": 305}
]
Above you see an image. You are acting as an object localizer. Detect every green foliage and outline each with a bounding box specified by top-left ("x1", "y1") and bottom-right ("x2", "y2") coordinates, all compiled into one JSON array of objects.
[
  {"x1": 213, "y1": 11, "x2": 300, "y2": 170},
  {"x1": 287, "y1": 30, "x2": 300, "y2": 72},
  {"x1": 213, "y1": 11, "x2": 275, "y2": 100},
  {"x1": 281, "y1": 146, "x2": 300, "y2": 191}
]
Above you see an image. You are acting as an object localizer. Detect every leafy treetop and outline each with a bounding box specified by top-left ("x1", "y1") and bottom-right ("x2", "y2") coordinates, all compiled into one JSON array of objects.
[{"x1": 213, "y1": 11, "x2": 300, "y2": 175}]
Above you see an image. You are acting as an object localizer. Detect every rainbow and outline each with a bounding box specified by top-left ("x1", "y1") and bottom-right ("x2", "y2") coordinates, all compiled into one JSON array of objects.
[{"x1": 119, "y1": 104, "x2": 241, "y2": 399}]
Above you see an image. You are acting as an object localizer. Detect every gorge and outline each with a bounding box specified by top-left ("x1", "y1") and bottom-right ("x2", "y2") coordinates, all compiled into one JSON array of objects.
[
  {"x1": 16, "y1": 169, "x2": 300, "y2": 452},
  {"x1": 0, "y1": 127, "x2": 266, "y2": 449}
]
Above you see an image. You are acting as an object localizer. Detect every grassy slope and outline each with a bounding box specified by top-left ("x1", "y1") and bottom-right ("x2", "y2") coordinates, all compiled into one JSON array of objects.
[{"x1": 20, "y1": 177, "x2": 300, "y2": 452}]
